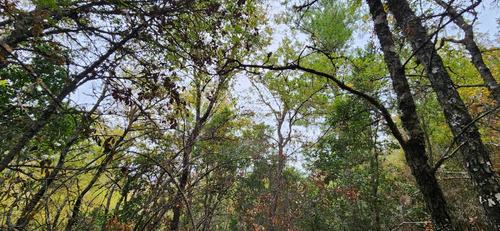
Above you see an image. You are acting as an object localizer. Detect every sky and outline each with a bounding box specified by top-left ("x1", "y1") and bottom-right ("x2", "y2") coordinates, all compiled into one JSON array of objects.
[
  {"x1": 233, "y1": 0, "x2": 500, "y2": 171},
  {"x1": 64, "y1": 0, "x2": 500, "y2": 172},
  {"x1": 476, "y1": 0, "x2": 500, "y2": 43},
  {"x1": 71, "y1": 0, "x2": 500, "y2": 104}
]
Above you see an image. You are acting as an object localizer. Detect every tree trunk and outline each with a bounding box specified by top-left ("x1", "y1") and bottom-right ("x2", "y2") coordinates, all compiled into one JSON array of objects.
[
  {"x1": 14, "y1": 125, "x2": 83, "y2": 230},
  {"x1": 366, "y1": 0, "x2": 454, "y2": 229},
  {"x1": 13, "y1": 85, "x2": 107, "y2": 230},
  {"x1": 170, "y1": 76, "x2": 224, "y2": 230},
  {"x1": 434, "y1": 0, "x2": 500, "y2": 103},
  {"x1": 269, "y1": 143, "x2": 285, "y2": 231},
  {"x1": 170, "y1": 147, "x2": 193, "y2": 231},
  {"x1": 387, "y1": 0, "x2": 500, "y2": 229},
  {"x1": 170, "y1": 108, "x2": 205, "y2": 231},
  {"x1": 269, "y1": 110, "x2": 288, "y2": 231},
  {"x1": 65, "y1": 150, "x2": 114, "y2": 231},
  {"x1": 370, "y1": 127, "x2": 381, "y2": 231}
]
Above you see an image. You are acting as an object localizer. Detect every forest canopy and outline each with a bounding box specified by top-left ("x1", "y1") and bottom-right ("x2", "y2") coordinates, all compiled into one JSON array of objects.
[{"x1": 1, "y1": 0, "x2": 500, "y2": 230}]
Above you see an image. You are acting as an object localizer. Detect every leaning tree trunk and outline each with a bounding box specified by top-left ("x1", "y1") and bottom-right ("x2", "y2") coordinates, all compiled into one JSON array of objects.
[
  {"x1": 65, "y1": 114, "x2": 135, "y2": 231},
  {"x1": 13, "y1": 86, "x2": 107, "y2": 230},
  {"x1": 65, "y1": 148, "x2": 115, "y2": 231},
  {"x1": 366, "y1": 0, "x2": 454, "y2": 229},
  {"x1": 387, "y1": 0, "x2": 500, "y2": 229},
  {"x1": 434, "y1": 0, "x2": 500, "y2": 103}
]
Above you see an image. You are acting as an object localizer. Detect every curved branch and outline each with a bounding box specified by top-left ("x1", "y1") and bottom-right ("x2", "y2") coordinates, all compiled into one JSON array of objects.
[{"x1": 232, "y1": 60, "x2": 406, "y2": 147}]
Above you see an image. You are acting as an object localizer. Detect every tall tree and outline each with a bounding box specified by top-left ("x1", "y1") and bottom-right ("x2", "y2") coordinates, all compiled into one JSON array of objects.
[
  {"x1": 247, "y1": 46, "x2": 327, "y2": 229},
  {"x1": 0, "y1": 0, "x2": 149, "y2": 173},
  {"x1": 1, "y1": 0, "x2": 268, "y2": 230},
  {"x1": 385, "y1": 0, "x2": 500, "y2": 228},
  {"x1": 366, "y1": 0, "x2": 453, "y2": 229},
  {"x1": 434, "y1": 0, "x2": 500, "y2": 103}
]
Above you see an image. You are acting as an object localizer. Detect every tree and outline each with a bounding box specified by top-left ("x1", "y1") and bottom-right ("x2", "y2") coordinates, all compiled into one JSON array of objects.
[
  {"x1": 2, "y1": 0, "x2": 499, "y2": 230},
  {"x1": 236, "y1": 0, "x2": 500, "y2": 229},
  {"x1": 385, "y1": 0, "x2": 500, "y2": 228},
  {"x1": 0, "y1": 0, "x2": 149, "y2": 173},
  {"x1": 365, "y1": 0, "x2": 453, "y2": 228},
  {"x1": 247, "y1": 40, "x2": 328, "y2": 230},
  {"x1": 434, "y1": 0, "x2": 500, "y2": 103},
  {"x1": 308, "y1": 94, "x2": 388, "y2": 230},
  {"x1": 0, "y1": 0, "x2": 268, "y2": 230}
]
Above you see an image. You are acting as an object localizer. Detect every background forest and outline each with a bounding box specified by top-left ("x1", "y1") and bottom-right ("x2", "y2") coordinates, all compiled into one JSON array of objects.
[{"x1": 1, "y1": 0, "x2": 500, "y2": 230}]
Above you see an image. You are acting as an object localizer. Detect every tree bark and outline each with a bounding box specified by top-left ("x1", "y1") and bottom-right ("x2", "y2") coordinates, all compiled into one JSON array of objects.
[
  {"x1": 434, "y1": 0, "x2": 500, "y2": 103},
  {"x1": 386, "y1": 0, "x2": 500, "y2": 229},
  {"x1": 366, "y1": 0, "x2": 454, "y2": 229},
  {"x1": 170, "y1": 135, "x2": 197, "y2": 231}
]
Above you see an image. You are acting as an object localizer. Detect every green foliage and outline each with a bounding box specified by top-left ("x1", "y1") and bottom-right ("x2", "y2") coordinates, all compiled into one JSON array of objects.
[
  {"x1": 0, "y1": 0, "x2": 498, "y2": 230},
  {"x1": 299, "y1": 0, "x2": 359, "y2": 53},
  {"x1": 0, "y1": 52, "x2": 75, "y2": 160},
  {"x1": 35, "y1": 0, "x2": 55, "y2": 7}
]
